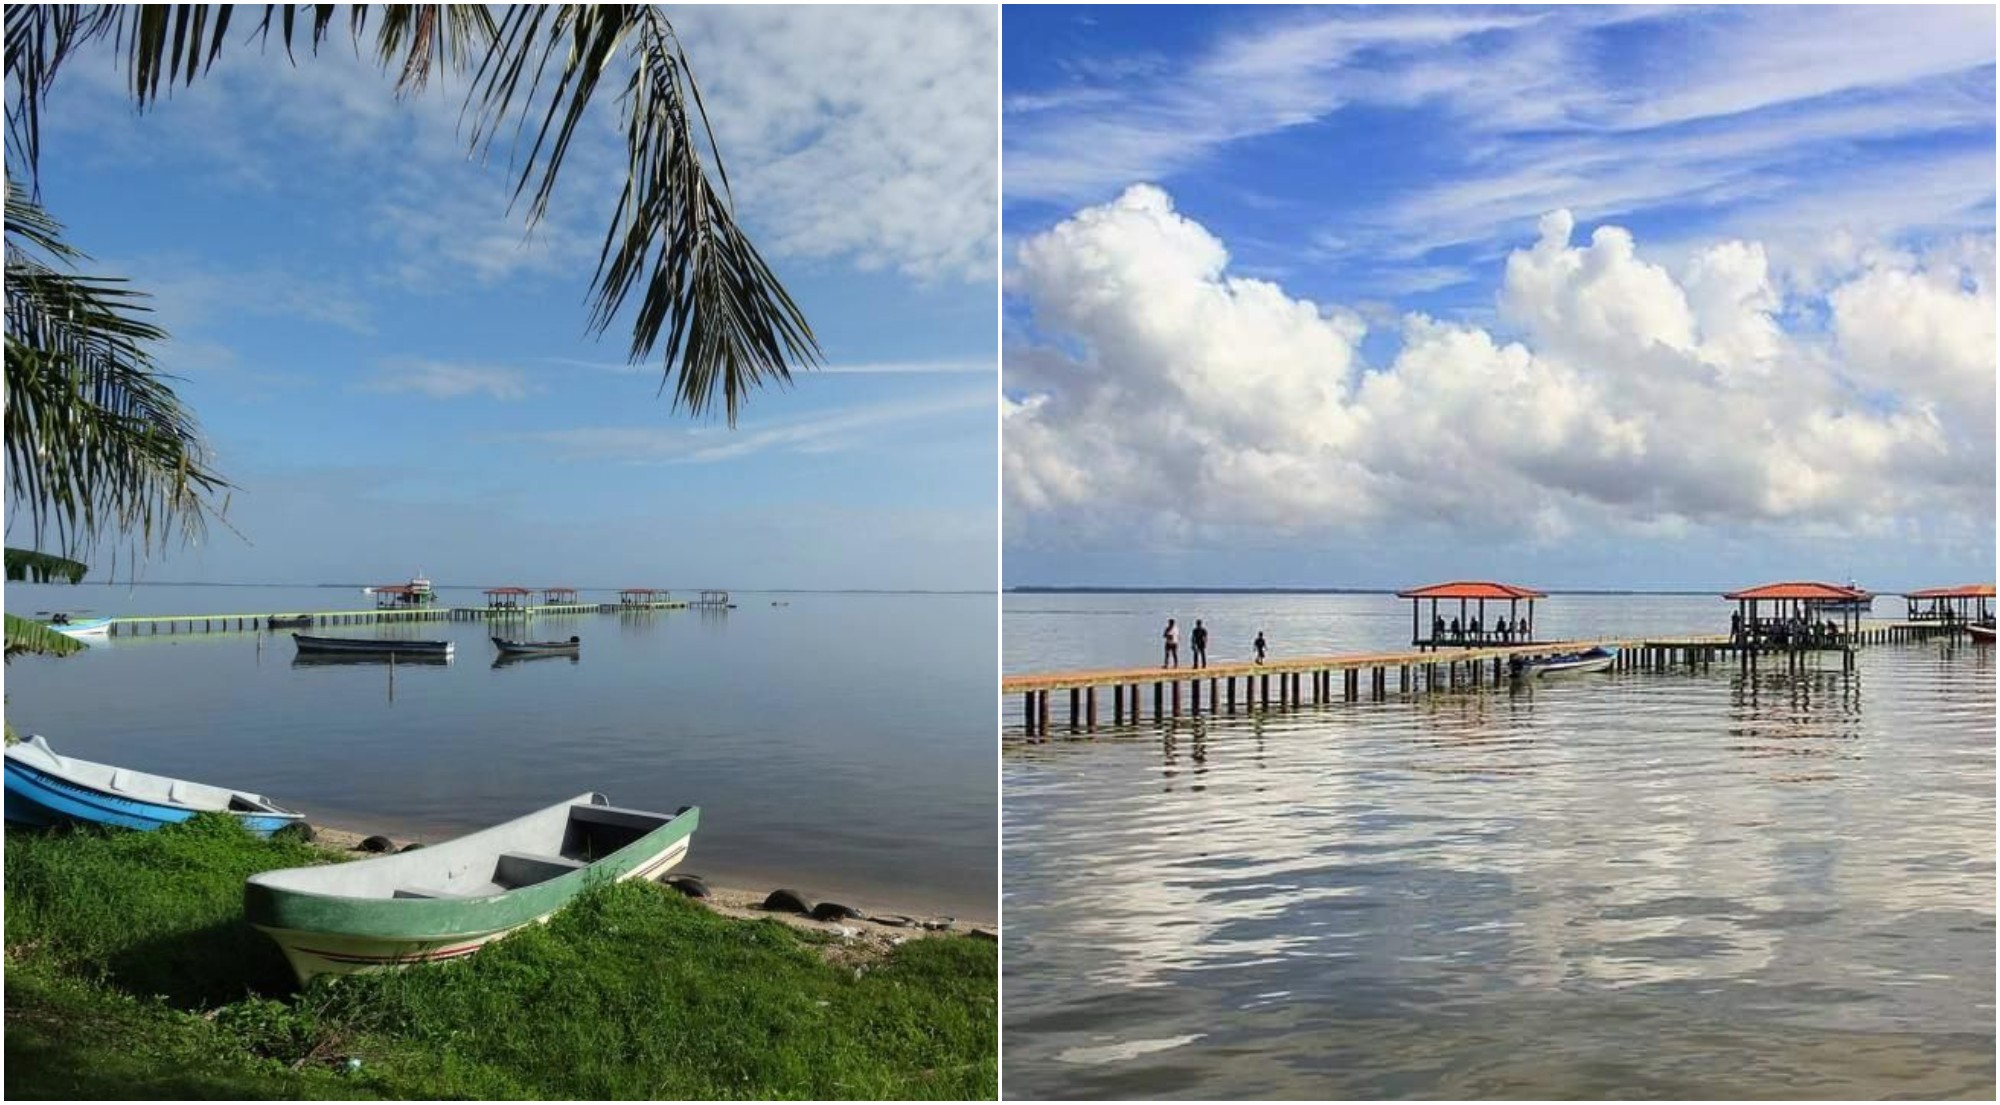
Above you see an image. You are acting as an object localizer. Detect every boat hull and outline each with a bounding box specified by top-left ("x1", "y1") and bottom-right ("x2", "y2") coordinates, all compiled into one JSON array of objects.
[
  {"x1": 50, "y1": 617, "x2": 112, "y2": 638},
  {"x1": 245, "y1": 795, "x2": 697, "y2": 983},
  {"x1": 491, "y1": 636, "x2": 579, "y2": 655},
  {"x1": 292, "y1": 633, "x2": 453, "y2": 657},
  {"x1": 1515, "y1": 647, "x2": 1618, "y2": 678},
  {"x1": 1968, "y1": 624, "x2": 1995, "y2": 644},
  {"x1": 3, "y1": 747, "x2": 300, "y2": 837}
]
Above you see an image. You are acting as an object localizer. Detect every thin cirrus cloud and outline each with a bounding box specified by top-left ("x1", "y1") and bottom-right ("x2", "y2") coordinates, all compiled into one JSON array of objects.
[
  {"x1": 511, "y1": 388, "x2": 995, "y2": 466},
  {"x1": 1006, "y1": 5, "x2": 1995, "y2": 271},
  {"x1": 361, "y1": 358, "x2": 537, "y2": 401}
]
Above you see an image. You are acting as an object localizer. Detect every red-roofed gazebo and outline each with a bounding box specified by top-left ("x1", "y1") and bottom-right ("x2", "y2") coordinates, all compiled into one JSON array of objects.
[
  {"x1": 1398, "y1": 581, "x2": 1547, "y2": 649},
  {"x1": 1724, "y1": 581, "x2": 1866, "y2": 646},
  {"x1": 1904, "y1": 584, "x2": 1994, "y2": 625},
  {"x1": 484, "y1": 586, "x2": 531, "y2": 610},
  {"x1": 619, "y1": 588, "x2": 660, "y2": 607},
  {"x1": 542, "y1": 587, "x2": 579, "y2": 605}
]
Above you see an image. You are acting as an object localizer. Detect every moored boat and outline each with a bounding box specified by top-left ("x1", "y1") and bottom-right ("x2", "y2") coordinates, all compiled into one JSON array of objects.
[
  {"x1": 4, "y1": 735, "x2": 302, "y2": 835},
  {"x1": 268, "y1": 614, "x2": 315, "y2": 629},
  {"x1": 292, "y1": 633, "x2": 453, "y2": 658},
  {"x1": 47, "y1": 615, "x2": 112, "y2": 638},
  {"x1": 491, "y1": 635, "x2": 580, "y2": 656},
  {"x1": 1510, "y1": 645, "x2": 1618, "y2": 678},
  {"x1": 245, "y1": 793, "x2": 698, "y2": 983},
  {"x1": 1968, "y1": 623, "x2": 1995, "y2": 644}
]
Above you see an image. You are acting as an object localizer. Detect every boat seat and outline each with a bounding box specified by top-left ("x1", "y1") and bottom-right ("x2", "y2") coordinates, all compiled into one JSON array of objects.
[
  {"x1": 494, "y1": 851, "x2": 587, "y2": 887},
  {"x1": 393, "y1": 885, "x2": 478, "y2": 900},
  {"x1": 109, "y1": 769, "x2": 134, "y2": 793},
  {"x1": 168, "y1": 780, "x2": 190, "y2": 804},
  {"x1": 570, "y1": 804, "x2": 671, "y2": 831}
]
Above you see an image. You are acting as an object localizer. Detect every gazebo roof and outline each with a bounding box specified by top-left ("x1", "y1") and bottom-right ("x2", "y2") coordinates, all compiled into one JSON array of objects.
[
  {"x1": 484, "y1": 586, "x2": 532, "y2": 595},
  {"x1": 620, "y1": 587, "x2": 659, "y2": 594},
  {"x1": 1904, "y1": 583, "x2": 1995, "y2": 599},
  {"x1": 1396, "y1": 580, "x2": 1547, "y2": 600},
  {"x1": 1722, "y1": 581, "x2": 1867, "y2": 601}
]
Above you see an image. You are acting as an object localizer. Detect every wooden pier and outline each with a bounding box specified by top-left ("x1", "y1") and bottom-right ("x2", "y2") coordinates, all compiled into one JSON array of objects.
[
  {"x1": 1005, "y1": 620, "x2": 1966, "y2": 736},
  {"x1": 100, "y1": 600, "x2": 687, "y2": 638}
]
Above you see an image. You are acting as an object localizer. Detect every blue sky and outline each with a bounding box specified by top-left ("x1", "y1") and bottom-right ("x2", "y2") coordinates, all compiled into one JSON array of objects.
[
  {"x1": 1002, "y1": 4, "x2": 1996, "y2": 591},
  {"x1": 19, "y1": 6, "x2": 997, "y2": 591}
]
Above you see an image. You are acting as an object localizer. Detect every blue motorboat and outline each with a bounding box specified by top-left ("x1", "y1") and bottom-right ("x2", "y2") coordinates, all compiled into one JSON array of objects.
[
  {"x1": 3, "y1": 735, "x2": 303, "y2": 836},
  {"x1": 1509, "y1": 645, "x2": 1619, "y2": 678}
]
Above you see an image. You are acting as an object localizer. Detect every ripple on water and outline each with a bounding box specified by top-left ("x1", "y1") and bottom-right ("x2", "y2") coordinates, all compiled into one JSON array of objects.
[{"x1": 1005, "y1": 639, "x2": 1995, "y2": 1099}]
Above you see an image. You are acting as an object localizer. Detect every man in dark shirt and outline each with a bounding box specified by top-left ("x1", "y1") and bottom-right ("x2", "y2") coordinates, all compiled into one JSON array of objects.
[{"x1": 1191, "y1": 619, "x2": 1209, "y2": 669}]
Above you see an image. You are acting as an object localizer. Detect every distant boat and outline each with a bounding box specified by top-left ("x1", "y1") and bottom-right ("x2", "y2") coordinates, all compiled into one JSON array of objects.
[
  {"x1": 4, "y1": 735, "x2": 302, "y2": 836},
  {"x1": 267, "y1": 614, "x2": 315, "y2": 629},
  {"x1": 293, "y1": 633, "x2": 453, "y2": 658},
  {"x1": 47, "y1": 615, "x2": 112, "y2": 638},
  {"x1": 1511, "y1": 645, "x2": 1618, "y2": 678},
  {"x1": 1968, "y1": 623, "x2": 1995, "y2": 644},
  {"x1": 244, "y1": 793, "x2": 698, "y2": 982},
  {"x1": 491, "y1": 635, "x2": 580, "y2": 656},
  {"x1": 363, "y1": 574, "x2": 437, "y2": 607}
]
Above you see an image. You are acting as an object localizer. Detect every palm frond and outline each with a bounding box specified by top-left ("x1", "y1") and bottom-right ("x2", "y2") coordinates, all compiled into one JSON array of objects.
[
  {"x1": 4, "y1": 184, "x2": 228, "y2": 559},
  {"x1": 5, "y1": 547, "x2": 90, "y2": 584},
  {"x1": 467, "y1": 5, "x2": 820, "y2": 423},
  {"x1": 4, "y1": 613, "x2": 87, "y2": 659},
  {"x1": 7, "y1": 4, "x2": 819, "y2": 426}
]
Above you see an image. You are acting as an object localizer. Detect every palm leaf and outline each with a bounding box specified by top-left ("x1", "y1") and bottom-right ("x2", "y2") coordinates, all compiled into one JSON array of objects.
[
  {"x1": 7, "y1": 4, "x2": 820, "y2": 427},
  {"x1": 4, "y1": 183, "x2": 228, "y2": 559},
  {"x1": 5, "y1": 547, "x2": 89, "y2": 584},
  {"x1": 4, "y1": 612, "x2": 87, "y2": 658}
]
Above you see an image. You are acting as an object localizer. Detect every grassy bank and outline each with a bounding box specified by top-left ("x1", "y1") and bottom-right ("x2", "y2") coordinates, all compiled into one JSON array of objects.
[{"x1": 5, "y1": 817, "x2": 997, "y2": 1099}]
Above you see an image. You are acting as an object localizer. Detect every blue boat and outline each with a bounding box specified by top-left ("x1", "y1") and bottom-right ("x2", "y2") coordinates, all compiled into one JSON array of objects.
[
  {"x1": 3, "y1": 735, "x2": 303, "y2": 836},
  {"x1": 1509, "y1": 645, "x2": 1619, "y2": 678}
]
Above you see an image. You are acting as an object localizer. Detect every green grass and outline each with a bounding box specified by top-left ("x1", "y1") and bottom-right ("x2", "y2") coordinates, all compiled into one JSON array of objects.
[{"x1": 6, "y1": 817, "x2": 997, "y2": 1099}]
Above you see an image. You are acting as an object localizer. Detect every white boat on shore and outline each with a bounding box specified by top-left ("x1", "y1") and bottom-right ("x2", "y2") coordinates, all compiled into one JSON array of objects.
[{"x1": 245, "y1": 793, "x2": 698, "y2": 983}]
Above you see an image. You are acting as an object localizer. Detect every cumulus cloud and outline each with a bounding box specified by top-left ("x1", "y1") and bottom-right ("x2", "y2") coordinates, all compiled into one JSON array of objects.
[{"x1": 1004, "y1": 186, "x2": 1992, "y2": 549}]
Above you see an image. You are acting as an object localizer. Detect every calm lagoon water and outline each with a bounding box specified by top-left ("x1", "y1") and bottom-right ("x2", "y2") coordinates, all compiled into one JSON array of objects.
[
  {"x1": 6, "y1": 584, "x2": 996, "y2": 918},
  {"x1": 1003, "y1": 593, "x2": 1995, "y2": 1098}
]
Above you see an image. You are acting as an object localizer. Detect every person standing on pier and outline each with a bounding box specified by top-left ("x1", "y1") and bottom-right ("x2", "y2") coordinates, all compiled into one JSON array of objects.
[
  {"x1": 1163, "y1": 618, "x2": 1180, "y2": 668},
  {"x1": 1254, "y1": 630, "x2": 1268, "y2": 664},
  {"x1": 1191, "y1": 619, "x2": 1209, "y2": 669}
]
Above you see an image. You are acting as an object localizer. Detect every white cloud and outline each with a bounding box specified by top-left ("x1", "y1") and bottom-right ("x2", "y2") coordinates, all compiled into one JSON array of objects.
[
  {"x1": 670, "y1": 5, "x2": 998, "y2": 282},
  {"x1": 1008, "y1": 6, "x2": 1994, "y2": 270},
  {"x1": 362, "y1": 358, "x2": 536, "y2": 401},
  {"x1": 1005, "y1": 186, "x2": 1993, "y2": 550}
]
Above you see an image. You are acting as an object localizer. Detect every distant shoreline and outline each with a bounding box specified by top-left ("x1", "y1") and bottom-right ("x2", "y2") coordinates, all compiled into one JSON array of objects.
[{"x1": 17, "y1": 580, "x2": 992, "y2": 596}]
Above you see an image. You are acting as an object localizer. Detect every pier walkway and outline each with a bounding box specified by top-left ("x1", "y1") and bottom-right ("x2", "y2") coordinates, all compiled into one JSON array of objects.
[
  {"x1": 1005, "y1": 620, "x2": 1962, "y2": 735},
  {"x1": 99, "y1": 600, "x2": 689, "y2": 638}
]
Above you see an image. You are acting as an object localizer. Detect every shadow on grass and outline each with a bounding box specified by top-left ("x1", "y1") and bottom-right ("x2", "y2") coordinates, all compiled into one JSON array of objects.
[{"x1": 102, "y1": 915, "x2": 302, "y2": 1010}]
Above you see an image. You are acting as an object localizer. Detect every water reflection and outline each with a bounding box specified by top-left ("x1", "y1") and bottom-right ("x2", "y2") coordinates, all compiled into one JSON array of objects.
[{"x1": 1005, "y1": 642, "x2": 1995, "y2": 1098}]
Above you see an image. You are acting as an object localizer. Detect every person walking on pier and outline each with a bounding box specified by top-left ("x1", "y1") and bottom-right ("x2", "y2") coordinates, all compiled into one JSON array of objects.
[
  {"x1": 1162, "y1": 618, "x2": 1180, "y2": 668},
  {"x1": 1254, "y1": 630, "x2": 1268, "y2": 664},
  {"x1": 1191, "y1": 619, "x2": 1209, "y2": 669}
]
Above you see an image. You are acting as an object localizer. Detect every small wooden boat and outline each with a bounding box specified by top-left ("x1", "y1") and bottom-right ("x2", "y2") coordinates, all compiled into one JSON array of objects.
[
  {"x1": 4, "y1": 735, "x2": 302, "y2": 835},
  {"x1": 267, "y1": 614, "x2": 315, "y2": 629},
  {"x1": 1510, "y1": 645, "x2": 1618, "y2": 678},
  {"x1": 245, "y1": 793, "x2": 697, "y2": 982},
  {"x1": 491, "y1": 635, "x2": 580, "y2": 656},
  {"x1": 47, "y1": 615, "x2": 112, "y2": 638},
  {"x1": 292, "y1": 633, "x2": 453, "y2": 658},
  {"x1": 1968, "y1": 623, "x2": 1995, "y2": 644}
]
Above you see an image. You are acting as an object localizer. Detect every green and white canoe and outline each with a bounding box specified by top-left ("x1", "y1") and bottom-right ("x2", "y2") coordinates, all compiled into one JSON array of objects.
[{"x1": 245, "y1": 793, "x2": 698, "y2": 983}]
